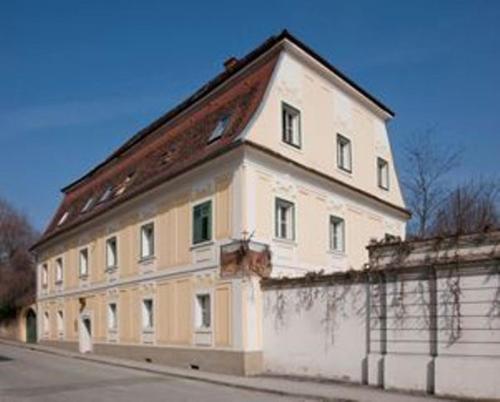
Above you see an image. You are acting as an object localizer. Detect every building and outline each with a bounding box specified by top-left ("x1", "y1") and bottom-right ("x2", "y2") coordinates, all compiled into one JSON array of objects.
[{"x1": 32, "y1": 30, "x2": 409, "y2": 374}]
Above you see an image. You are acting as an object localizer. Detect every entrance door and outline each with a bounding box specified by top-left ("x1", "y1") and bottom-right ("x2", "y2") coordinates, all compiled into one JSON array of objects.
[
  {"x1": 26, "y1": 309, "x2": 37, "y2": 343},
  {"x1": 79, "y1": 316, "x2": 93, "y2": 353}
]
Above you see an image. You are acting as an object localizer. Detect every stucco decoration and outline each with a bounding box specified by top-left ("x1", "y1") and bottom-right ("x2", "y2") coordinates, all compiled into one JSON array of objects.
[{"x1": 220, "y1": 238, "x2": 272, "y2": 279}]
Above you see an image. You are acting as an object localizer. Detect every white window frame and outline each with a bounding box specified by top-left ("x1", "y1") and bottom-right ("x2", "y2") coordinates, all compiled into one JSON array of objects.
[
  {"x1": 337, "y1": 134, "x2": 352, "y2": 173},
  {"x1": 377, "y1": 157, "x2": 390, "y2": 190},
  {"x1": 106, "y1": 236, "x2": 118, "y2": 270},
  {"x1": 329, "y1": 215, "x2": 345, "y2": 253},
  {"x1": 108, "y1": 302, "x2": 118, "y2": 331},
  {"x1": 275, "y1": 198, "x2": 295, "y2": 241},
  {"x1": 139, "y1": 222, "x2": 155, "y2": 260},
  {"x1": 281, "y1": 102, "x2": 301, "y2": 148},
  {"x1": 43, "y1": 311, "x2": 49, "y2": 334},
  {"x1": 194, "y1": 292, "x2": 212, "y2": 330},
  {"x1": 192, "y1": 198, "x2": 214, "y2": 246},
  {"x1": 56, "y1": 310, "x2": 64, "y2": 334},
  {"x1": 142, "y1": 298, "x2": 154, "y2": 331},
  {"x1": 41, "y1": 263, "x2": 48, "y2": 287},
  {"x1": 79, "y1": 248, "x2": 89, "y2": 278},
  {"x1": 55, "y1": 257, "x2": 63, "y2": 284}
]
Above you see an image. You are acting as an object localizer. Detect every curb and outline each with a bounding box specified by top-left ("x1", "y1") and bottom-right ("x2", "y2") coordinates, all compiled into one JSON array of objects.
[{"x1": 0, "y1": 339, "x2": 346, "y2": 402}]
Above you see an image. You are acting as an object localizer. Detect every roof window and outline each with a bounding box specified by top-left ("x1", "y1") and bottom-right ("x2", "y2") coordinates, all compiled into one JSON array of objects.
[
  {"x1": 81, "y1": 197, "x2": 95, "y2": 213},
  {"x1": 115, "y1": 173, "x2": 134, "y2": 196},
  {"x1": 57, "y1": 211, "x2": 69, "y2": 226},
  {"x1": 98, "y1": 186, "x2": 114, "y2": 203},
  {"x1": 207, "y1": 115, "x2": 230, "y2": 143}
]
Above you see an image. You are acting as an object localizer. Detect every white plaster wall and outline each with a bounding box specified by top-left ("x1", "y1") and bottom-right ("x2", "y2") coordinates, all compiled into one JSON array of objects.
[{"x1": 262, "y1": 282, "x2": 367, "y2": 382}]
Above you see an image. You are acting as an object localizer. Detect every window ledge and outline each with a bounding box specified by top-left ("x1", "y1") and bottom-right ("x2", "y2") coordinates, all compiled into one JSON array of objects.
[
  {"x1": 79, "y1": 274, "x2": 89, "y2": 280},
  {"x1": 55, "y1": 280, "x2": 63, "y2": 285},
  {"x1": 190, "y1": 240, "x2": 214, "y2": 250},
  {"x1": 273, "y1": 237, "x2": 297, "y2": 247},
  {"x1": 105, "y1": 266, "x2": 118, "y2": 273},
  {"x1": 138, "y1": 256, "x2": 156, "y2": 264},
  {"x1": 108, "y1": 328, "x2": 118, "y2": 334},
  {"x1": 280, "y1": 141, "x2": 303, "y2": 154},
  {"x1": 327, "y1": 249, "x2": 346, "y2": 258},
  {"x1": 336, "y1": 167, "x2": 353, "y2": 178},
  {"x1": 142, "y1": 328, "x2": 154, "y2": 334},
  {"x1": 195, "y1": 327, "x2": 212, "y2": 334}
]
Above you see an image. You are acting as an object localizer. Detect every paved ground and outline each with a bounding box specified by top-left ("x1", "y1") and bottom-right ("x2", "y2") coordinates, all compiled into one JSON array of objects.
[{"x1": 0, "y1": 344, "x2": 312, "y2": 402}]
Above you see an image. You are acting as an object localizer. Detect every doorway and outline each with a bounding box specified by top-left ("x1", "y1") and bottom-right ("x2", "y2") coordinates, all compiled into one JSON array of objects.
[
  {"x1": 25, "y1": 309, "x2": 37, "y2": 343},
  {"x1": 79, "y1": 315, "x2": 93, "y2": 353}
]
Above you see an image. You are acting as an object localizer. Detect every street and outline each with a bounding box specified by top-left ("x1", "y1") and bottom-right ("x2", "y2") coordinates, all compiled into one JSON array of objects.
[{"x1": 0, "y1": 344, "x2": 311, "y2": 402}]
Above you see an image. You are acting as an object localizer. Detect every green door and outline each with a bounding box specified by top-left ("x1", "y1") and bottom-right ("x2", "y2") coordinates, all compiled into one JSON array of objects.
[{"x1": 26, "y1": 309, "x2": 37, "y2": 343}]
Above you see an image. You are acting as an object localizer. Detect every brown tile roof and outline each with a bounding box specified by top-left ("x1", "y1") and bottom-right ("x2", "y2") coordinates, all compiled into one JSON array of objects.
[{"x1": 33, "y1": 30, "x2": 396, "y2": 250}]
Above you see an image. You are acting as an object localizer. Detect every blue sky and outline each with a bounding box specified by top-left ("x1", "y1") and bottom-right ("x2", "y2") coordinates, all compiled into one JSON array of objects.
[{"x1": 1, "y1": 0, "x2": 499, "y2": 231}]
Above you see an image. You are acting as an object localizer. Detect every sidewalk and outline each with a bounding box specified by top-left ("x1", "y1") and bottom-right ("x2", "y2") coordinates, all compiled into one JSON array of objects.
[{"x1": 0, "y1": 339, "x2": 453, "y2": 402}]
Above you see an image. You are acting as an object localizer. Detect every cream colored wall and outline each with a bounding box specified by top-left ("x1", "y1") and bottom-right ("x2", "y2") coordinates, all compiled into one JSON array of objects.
[
  {"x1": 247, "y1": 148, "x2": 406, "y2": 275},
  {"x1": 37, "y1": 158, "x2": 239, "y2": 350},
  {"x1": 245, "y1": 49, "x2": 405, "y2": 209}
]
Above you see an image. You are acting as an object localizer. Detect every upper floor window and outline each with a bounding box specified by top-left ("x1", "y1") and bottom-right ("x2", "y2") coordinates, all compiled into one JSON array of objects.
[
  {"x1": 337, "y1": 134, "x2": 352, "y2": 173},
  {"x1": 79, "y1": 248, "x2": 89, "y2": 278},
  {"x1": 377, "y1": 157, "x2": 390, "y2": 190},
  {"x1": 142, "y1": 299, "x2": 154, "y2": 330},
  {"x1": 55, "y1": 257, "x2": 63, "y2": 283},
  {"x1": 282, "y1": 102, "x2": 301, "y2": 148},
  {"x1": 195, "y1": 293, "x2": 211, "y2": 329},
  {"x1": 41, "y1": 263, "x2": 48, "y2": 287},
  {"x1": 106, "y1": 237, "x2": 118, "y2": 269},
  {"x1": 140, "y1": 223, "x2": 155, "y2": 259},
  {"x1": 275, "y1": 198, "x2": 295, "y2": 240},
  {"x1": 329, "y1": 216, "x2": 345, "y2": 252},
  {"x1": 193, "y1": 201, "x2": 212, "y2": 245},
  {"x1": 108, "y1": 303, "x2": 118, "y2": 330}
]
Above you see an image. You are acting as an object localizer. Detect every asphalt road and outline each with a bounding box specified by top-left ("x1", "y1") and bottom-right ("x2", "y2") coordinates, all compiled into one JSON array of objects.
[{"x1": 0, "y1": 344, "x2": 311, "y2": 402}]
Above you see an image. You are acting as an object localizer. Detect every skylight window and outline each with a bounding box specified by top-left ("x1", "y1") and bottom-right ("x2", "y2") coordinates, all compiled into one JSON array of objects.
[
  {"x1": 115, "y1": 173, "x2": 134, "y2": 196},
  {"x1": 57, "y1": 211, "x2": 69, "y2": 226},
  {"x1": 81, "y1": 197, "x2": 95, "y2": 213},
  {"x1": 99, "y1": 186, "x2": 113, "y2": 203},
  {"x1": 207, "y1": 115, "x2": 230, "y2": 143}
]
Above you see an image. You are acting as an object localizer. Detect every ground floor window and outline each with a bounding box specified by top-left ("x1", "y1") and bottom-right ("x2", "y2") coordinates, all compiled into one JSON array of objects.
[
  {"x1": 108, "y1": 303, "x2": 117, "y2": 330},
  {"x1": 195, "y1": 293, "x2": 211, "y2": 329},
  {"x1": 142, "y1": 299, "x2": 154, "y2": 330}
]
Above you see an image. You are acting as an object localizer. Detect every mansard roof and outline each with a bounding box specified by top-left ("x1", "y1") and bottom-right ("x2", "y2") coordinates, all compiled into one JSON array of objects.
[{"x1": 33, "y1": 30, "x2": 396, "y2": 250}]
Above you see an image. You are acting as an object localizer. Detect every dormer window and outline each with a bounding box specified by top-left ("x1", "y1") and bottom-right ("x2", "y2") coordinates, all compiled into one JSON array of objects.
[
  {"x1": 99, "y1": 186, "x2": 113, "y2": 203},
  {"x1": 115, "y1": 173, "x2": 134, "y2": 196},
  {"x1": 208, "y1": 115, "x2": 230, "y2": 143},
  {"x1": 57, "y1": 212, "x2": 69, "y2": 226},
  {"x1": 282, "y1": 102, "x2": 301, "y2": 148},
  {"x1": 81, "y1": 197, "x2": 95, "y2": 214}
]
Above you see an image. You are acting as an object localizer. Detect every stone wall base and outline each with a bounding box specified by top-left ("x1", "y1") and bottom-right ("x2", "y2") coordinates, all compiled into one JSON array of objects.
[{"x1": 39, "y1": 340, "x2": 262, "y2": 376}]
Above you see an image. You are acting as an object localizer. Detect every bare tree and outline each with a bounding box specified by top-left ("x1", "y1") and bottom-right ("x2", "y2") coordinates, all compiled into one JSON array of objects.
[
  {"x1": 402, "y1": 130, "x2": 462, "y2": 238},
  {"x1": 0, "y1": 198, "x2": 38, "y2": 319},
  {"x1": 431, "y1": 178, "x2": 500, "y2": 236}
]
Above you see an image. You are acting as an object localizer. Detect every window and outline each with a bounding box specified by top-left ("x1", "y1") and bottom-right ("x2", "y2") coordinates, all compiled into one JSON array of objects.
[
  {"x1": 282, "y1": 102, "x2": 301, "y2": 148},
  {"x1": 57, "y1": 310, "x2": 64, "y2": 333},
  {"x1": 337, "y1": 134, "x2": 352, "y2": 172},
  {"x1": 81, "y1": 197, "x2": 95, "y2": 213},
  {"x1": 43, "y1": 312, "x2": 49, "y2": 333},
  {"x1": 140, "y1": 223, "x2": 154, "y2": 259},
  {"x1": 208, "y1": 115, "x2": 230, "y2": 143},
  {"x1": 142, "y1": 299, "x2": 154, "y2": 330},
  {"x1": 57, "y1": 211, "x2": 69, "y2": 226},
  {"x1": 108, "y1": 303, "x2": 117, "y2": 330},
  {"x1": 41, "y1": 264, "x2": 48, "y2": 287},
  {"x1": 99, "y1": 186, "x2": 113, "y2": 203},
  {"x1": 55, "y1": 258, "x2": 63, "y2": 283},
  {"x1": 329, "y1": 216, "x2": 345, "y2": 252},
  {"x1": 106, "y1": 237, "x2": 118, "y2": 269},
  {"x1": 275, "y1": 198, "x2": 295, "y2": 240},
  {"x1": 195, "y1": 294, "x2": 211, "y2": 329},
  {"x1": 79, "y1": 249, "x2": 88, "y2": 278},
  {"x1": 193, "y1": 201, "x2": 212, "y2": 244},
  {"x1": 377, "y1": 157, "x2": 390, "y2": 190}
]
